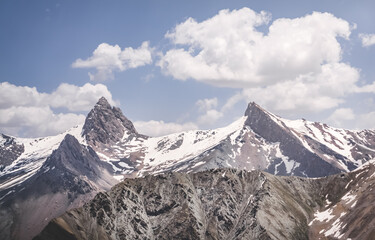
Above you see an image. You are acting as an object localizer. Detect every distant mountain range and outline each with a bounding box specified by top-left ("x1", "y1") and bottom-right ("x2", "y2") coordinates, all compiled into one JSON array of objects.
[{"x1": 1, "y1": 97, "x2": 375, "y2": 239}]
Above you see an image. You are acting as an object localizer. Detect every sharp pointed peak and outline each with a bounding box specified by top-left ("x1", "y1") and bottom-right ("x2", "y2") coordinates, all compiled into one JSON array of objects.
[
  {"x1": 82, "y1": 98, "x2": 139, "y2": 145},
  {"x1": 95, "y1": 96, "x2": 111, "y2": 108},
  {"x1": 248, "y1": 101, "x2": 259, "y2": 107},
  {"x1": 244, "y1": 101, "x2": 268, "y2": 117}
]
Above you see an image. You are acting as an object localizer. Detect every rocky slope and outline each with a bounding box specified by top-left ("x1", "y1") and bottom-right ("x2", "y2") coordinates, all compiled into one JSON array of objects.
[
  {"x1": 35, "y1": 161, "x2": 375, "y2": 240},
  {"x1": 0, "y1": 134, "x2": 116, "y2": 240}
]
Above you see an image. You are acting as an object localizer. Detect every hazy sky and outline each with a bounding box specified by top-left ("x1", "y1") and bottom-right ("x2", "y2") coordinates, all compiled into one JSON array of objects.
[{"x1": 1, "y1": 0, "x2": 375, "y2": 137}]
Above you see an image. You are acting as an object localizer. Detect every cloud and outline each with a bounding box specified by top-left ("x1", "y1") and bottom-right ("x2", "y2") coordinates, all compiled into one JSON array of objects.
[
  {"x1": 226, "y1": 62, "x2": 360, "y2": 115},
  {"x1": 196, "y1": 97, "x2": 218, "y2": 112},
  {"x1": 326, "y1": 108, "x2": 375, "y2": 130},
  {"x1": 359, "y1": 33, "x2": 375, "y2": 47},
  {"x1": 0, "y1": 106, "x2": 85, "y2": 137},
  {"x1": 72, "y1": 41, "x2": 152, "y2": 81},
  {"x1": 355, "y1": 81, "x2": 375, "y2": 93},
  {"x1": 197, "y1": 109, "x2": 224, "y2": 126},
  {"x1": 134, "y1": 120, "x2": 198, "y2": 137},
  {"x1": 157, "y1": 8, "x2": 373, "y2": 116},
  {"x1": 326, "y1": 108, "x2": 355, "y2": 128},
  {"x1": 357, "y1": 112, "x2": 375, "y2": 130},
  {"x1": 0, "y1": 82, "x2": 47, "y2": 109},
  {"x1": 195, "y1": 97, "x2": 223, "y2": 126},
  {"x1": 48, "y1": 83, "x2": 116, "y2": 111},
  {"x1": 0, "y1": 82, "x2": 115, "y2": 137},
  {"x1": 159, "y1": 9, "x2": 353, "y2": 88}
]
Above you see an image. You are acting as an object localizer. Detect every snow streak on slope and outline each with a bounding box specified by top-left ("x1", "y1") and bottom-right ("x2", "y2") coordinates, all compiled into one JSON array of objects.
[
  {"x1": 3, "y1": 98, "x2": 375, "y2": 188},
  {"x1": 268, "y1": 115, "x2": 375, "y2": 171},
  {"x1": 308, "y1": 159, "x2": 375, "y2": 239},
  {"x1": 0, "y1": 125, "x2": 85, "y2": 190},
  {"x1": 141, "y1": 117, "x2": 247, "y2": 172}
]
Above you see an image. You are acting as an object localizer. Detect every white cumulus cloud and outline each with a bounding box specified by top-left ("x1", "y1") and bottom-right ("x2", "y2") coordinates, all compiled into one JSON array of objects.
[
  {"x1": 359, "y1": 33, "x2": 375, "y2": 47},
  {"x1": 197, "y1": 109, "x2": 224, "y2": 126},
  {"x1": 357, "y1": 112, "x2": 375, "y2": 130},
  {"x1": 0, "y1": 106, "x2": 85, "y2": 138},
  {"x1": 326, "y1": 108, "x2": 375, "y2": 130},
  {"x1": 0, "y1": 82, "x2": 116, "y2": 137},
  {"x1": 196, "y1": 98, "x2": 218, "y2": 112},
  {"x1": 326, "y1": 108, "x2": 355, "y2": 128},
  {"x1": 159, "y1": 8, "x2": 353, "y2": 88},
  {"x1": 195, "y1": 97, "x2": 223, "y2": 127},
  {"x1": 134, "y1": 120, "x2": 198, "y2": 137},
  {"x1": 48, "y1": 83, "x2": 116, "y2": 111},
  {"x1": 226, "y1": 62, "x2": 360, "y2": 115},
  {"x1": 73, "y1": 41, "x2": 152, "y2": 81},
  {"x1": 158, "y1": 8, "x2": 370, "y2": 116}
]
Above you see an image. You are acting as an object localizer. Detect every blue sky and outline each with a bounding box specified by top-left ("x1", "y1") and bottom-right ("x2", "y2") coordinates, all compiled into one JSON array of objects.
[{"x1": 1, "y1": 0, "x2": 375, "y2": 137}]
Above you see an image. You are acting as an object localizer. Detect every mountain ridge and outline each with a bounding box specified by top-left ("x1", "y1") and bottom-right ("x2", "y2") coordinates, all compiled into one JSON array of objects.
[
  {"x1": 1, "y1": 97, "x2": 375, "y2": 239},
  {"x1": 35, "y1": 161, "x2": 375, "y2": 240},
  {"x1": 0, "y1": 134, "x2": 116, "y2": 240}
]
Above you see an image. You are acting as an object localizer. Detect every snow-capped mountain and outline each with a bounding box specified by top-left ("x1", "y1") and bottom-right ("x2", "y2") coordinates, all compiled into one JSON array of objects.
[
  {"x1": 79, "y1": 97, "x2": 375, "y2": 179},
  {"x1": 1, "y1": 97, "x2": 375, "y2": 239},
  {"x1": 0, "y1": 132, "x2": 116, "y2": 240},
  {"x1": 2, "y1": 97, "x2": 374, "y2": 190}
]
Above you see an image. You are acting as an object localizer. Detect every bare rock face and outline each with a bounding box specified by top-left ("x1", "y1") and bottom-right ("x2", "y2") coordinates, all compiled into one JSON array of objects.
[
  {"x1": 82, "y1": 97, "x2": 139, "y2": 147},
  {"x1": 0, "y1": 134, "x2": 116, "y2": 240},
  {"x1": 35, "y1": 163, "x2": 375, "y2": 240},
  {"x1": 36, "y1": 169, "x2": 313, "y2": 240},
  {"x1": 0, "y1": 134, "x2": 24, "y2": 169},
  {"x1": 244, "y1": 102, "x2": 342, "y2": 177}
]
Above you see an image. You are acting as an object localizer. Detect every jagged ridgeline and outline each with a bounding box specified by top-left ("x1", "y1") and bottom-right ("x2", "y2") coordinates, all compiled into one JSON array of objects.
[{"x1": 1, "y1": 97, "x2": 375, "y2": 240}]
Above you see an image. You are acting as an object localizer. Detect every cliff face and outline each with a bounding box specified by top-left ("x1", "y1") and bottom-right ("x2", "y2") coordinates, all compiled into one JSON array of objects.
[{"x1": 244, "y1": 102, "x2": 342, "y2": 177}]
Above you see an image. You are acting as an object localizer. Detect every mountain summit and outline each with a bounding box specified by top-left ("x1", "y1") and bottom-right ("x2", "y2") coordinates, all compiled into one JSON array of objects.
[
  {"x1": 82, "y1": 97, "x2": 139, "y2": 146},
  {"x1": 1, "y1": 98, "x2": 375, "y2": 239},
  {"x1": 244, "y1": 102, "x2": 342, "y2": 177}
]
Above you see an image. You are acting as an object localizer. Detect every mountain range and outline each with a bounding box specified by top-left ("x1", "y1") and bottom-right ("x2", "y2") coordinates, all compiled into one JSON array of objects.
[{"x1": 1, "y1": 97, "x2": 375, "y2": 239}]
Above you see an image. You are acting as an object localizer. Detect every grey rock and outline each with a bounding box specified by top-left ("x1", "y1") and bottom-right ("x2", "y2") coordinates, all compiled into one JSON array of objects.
[
  {"x1": 82, "y1": 97, "x2": 139, "y2": 147},
  {"x1": 244, "y1": 102, "x2": 341, "y2": 177},
  {"x1": 36, "y1": 163, "x2": 375, "y2": 240},
  {"x1": 0, "y1": 134, "x2": 116, "y2": 240},
  {"x1": 0, "y1": 134, "x2": 24, "y2": 169}
]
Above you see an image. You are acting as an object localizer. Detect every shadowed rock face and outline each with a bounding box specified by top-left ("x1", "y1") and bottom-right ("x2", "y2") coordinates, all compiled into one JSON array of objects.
[
  {"x1": 0, "y1": 134, "x2": 116, "y2": 240},
  {"x1": 244, "y1": 102, "x2": 342, "y2": 177},
  {"x1": 0, "y1": 134, "x2": 24, "y2": 168},
  {"x1": 35, "y1": 163, "x2": 375, "y2": 240},
  {"x1": 82, "y1": 97, "x2": 139, "y2": 146}
]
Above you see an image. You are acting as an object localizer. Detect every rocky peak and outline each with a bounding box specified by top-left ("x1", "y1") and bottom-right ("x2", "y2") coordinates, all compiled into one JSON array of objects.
[
  {"x1": 244, "y1": 102, "x2": 279, "y2": 137},
  {"x1": 82, "y1": 97, "x2": 139, "y2": 146},
  {"x1": 0, "y1": 134, "x2": 24, "y2": 168},
  {"x1": 244, "y1": 102, "x2": 341, "y2": 177},
  {"x1": 43, "y1": 134, "x2": 113, "y2": 183},
  {"x1": 95, "y1": 96, "x2": 112, "y2": 109}
]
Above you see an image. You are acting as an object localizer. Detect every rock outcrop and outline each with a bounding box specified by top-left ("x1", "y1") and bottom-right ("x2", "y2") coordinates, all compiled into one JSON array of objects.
[
  {"x1": 82, "y1": 97, "x2": 139, "y2": 147},
  {"x1": 34, "y1": 163, "x2": 375, "y2": 240},
  {"x1": 244, "y1": 102, "x2": 342, "y2": 177},
  {"x1": 0, "y1": 134, "x2": 24, "y2": 169}
]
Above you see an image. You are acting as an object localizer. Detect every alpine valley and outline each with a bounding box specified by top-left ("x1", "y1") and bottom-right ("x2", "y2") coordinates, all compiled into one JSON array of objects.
[{"x1": 1, "y1": 97, "x2": 375, "y2": 240}]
